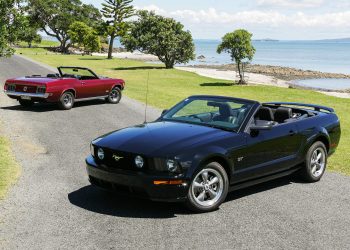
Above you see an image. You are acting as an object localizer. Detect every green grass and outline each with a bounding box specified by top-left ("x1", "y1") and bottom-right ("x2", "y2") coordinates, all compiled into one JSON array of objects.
[
  {"x1": 0, "y1": 136, "x2": 20, "y2": 199},
  {"x1": 17, "y1": 40, "x2": 60, "y2": 48},
  {"x1": 15, "y1": 47, "x2": 350, "y2": 175}
]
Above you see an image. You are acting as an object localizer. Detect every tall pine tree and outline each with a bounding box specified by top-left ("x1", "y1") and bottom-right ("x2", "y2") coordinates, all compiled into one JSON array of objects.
[{"x1": 101, "y1": 0, "x2": 134, "y2": 59}]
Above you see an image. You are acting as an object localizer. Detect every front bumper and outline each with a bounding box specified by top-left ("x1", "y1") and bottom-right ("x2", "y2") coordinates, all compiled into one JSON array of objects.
[
  {"x1": 86, "y1": 156, "x2": 189, "y2": 202},
  {"x1": 4, "y1": 90, "x2": 49, "y2": 99}
]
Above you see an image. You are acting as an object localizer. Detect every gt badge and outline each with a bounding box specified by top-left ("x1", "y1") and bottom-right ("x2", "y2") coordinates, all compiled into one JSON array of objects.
[
  {"x1": 112, "y1": 154, "x2": 123, "y2": 161},
  {"x1": 237, "y1": 157, "x2": 244, "y2": 162}
]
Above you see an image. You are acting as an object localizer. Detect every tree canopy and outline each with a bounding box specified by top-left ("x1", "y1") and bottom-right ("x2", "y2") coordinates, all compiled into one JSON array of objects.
[
  {"x1": 217, "y1": 29, "x2": 256, "y2": 84},
  {"x1": 101, "y1": 0, "x2": 135, "y2": 59},
  {"x1": 68, "y1": 21, "x2": 101, "y2": 54},
  {"x1": 28, "y1": 0, "x2": 102, "y2": 53},
  {"x1": 121, "y1": 10, "x2": 195, "y2": 69}
]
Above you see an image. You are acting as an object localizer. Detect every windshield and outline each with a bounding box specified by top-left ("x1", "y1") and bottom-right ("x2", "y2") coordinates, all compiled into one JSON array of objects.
[
  {"x1": 163, "y1": 97, "x2": 253, "y2": 132},
  {"x1": 59, "y1": 68, "x2": 98, "y2": 80}
]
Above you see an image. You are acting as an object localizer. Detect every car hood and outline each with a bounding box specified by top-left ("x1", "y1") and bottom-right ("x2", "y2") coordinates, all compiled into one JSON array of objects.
[{"x1": 95, "y1": 121, "x2": 234, "y2": 157}]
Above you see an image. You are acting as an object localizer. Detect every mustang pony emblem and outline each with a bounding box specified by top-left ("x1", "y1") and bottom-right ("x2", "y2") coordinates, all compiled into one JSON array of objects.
[{"x1": 112, "y1": 154, "x2": 124, "y2": 161}]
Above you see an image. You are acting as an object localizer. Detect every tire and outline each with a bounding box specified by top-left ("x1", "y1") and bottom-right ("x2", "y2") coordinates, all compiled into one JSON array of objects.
[
  {"x1": 300, "y1": 141, "x2": 327, "y2": 182},
  {"x1": 18, "y1": 99, "x2": 34, "y2": 107},
  {"x1": 58, "y1": 91, "x2": 75, "y2": 110},
  {"x1": 106, "y1": 87, "x2": 122, "y2": 104},
  {"x1": 186, "y1": 162, "x2": 229, "y2": 213}
]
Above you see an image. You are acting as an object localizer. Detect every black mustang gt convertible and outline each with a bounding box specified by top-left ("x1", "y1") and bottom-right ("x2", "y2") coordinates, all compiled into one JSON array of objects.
[{"x1": 86, "y1": 95, "x2": 341, "y2": 212}]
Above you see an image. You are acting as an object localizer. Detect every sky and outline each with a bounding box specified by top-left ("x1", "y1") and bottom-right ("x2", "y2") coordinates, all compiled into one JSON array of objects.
[{"x1": 82, "y1": 0, "x2": 350, "y2": 40}]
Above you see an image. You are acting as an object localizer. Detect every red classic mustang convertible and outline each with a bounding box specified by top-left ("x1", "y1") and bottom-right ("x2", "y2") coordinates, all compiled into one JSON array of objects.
[{"x1": 3, "y1": 66, "x2": 125, "y2": 110}]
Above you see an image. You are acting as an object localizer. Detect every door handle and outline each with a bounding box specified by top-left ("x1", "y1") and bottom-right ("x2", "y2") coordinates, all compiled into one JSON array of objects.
[
  {"x1": 81, "y1": 82, "x2": 86, "y2": 85},
  {"x1": 289, "y1": 130, "x2": 297, "y2": 136}
]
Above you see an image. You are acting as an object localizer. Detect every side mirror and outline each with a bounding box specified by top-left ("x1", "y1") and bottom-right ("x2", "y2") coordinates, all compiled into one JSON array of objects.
[
  {"x1": 161, "y1": 109, "x2": 168, "y2": 116},
  {"x1": 250, "y1": 124, "x2": 273, "y2": 131},
  {"x1": 250, "y1": 121, "x2": 274, "y2": 136}
]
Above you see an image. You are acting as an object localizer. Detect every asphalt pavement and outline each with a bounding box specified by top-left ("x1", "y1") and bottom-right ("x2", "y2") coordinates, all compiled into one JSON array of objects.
[{"x1": 0, "y1": 55, "x2": 349, "y2": 249}]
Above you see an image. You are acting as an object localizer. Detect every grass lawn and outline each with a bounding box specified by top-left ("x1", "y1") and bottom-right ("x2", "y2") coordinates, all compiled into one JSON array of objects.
[
  {"x1": 0, "y1": 136, "x2": 20, "y2": 199},
  {"x1": 15, "y1": 46, "x2": 350, "y2": 175}
]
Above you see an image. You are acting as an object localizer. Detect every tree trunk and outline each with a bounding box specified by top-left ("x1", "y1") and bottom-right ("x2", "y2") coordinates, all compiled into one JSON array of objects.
[
  {"x1": 107, "y1": 34, "x2": 115, "y2": 59},
  {"x1": 236, "y1": 62, "x2": 245, "y2": 84}
]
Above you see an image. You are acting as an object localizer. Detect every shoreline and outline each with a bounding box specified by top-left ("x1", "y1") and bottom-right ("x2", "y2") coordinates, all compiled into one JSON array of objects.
[
  {"x1": 186, "y1": 63, "x2": 350, "y2": 81},
  {"x1": 92, "y1": 51, "x2": 350, "y2": 98}
]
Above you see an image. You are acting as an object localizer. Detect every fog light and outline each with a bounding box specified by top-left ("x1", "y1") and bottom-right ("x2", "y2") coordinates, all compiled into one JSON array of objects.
[
  {"x1": 166, "y1": 159, "x2": 179, "y2": 173},
  {"x1": 97, "y1": 148, "x2": 104, "y2": 160},
  {"x1": 135, "y1": 155, "x2": 144, "y2": 168}
]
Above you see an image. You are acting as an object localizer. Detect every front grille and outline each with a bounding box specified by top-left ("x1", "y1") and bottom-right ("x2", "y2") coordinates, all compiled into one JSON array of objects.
[
  {"x1": 89, "y1": 176, "x2": 148, "y2": 197},
  {"x1": 96, "y1": 148, "x2": 148, "y2": 171},
  {"x1": 15, "y1": 84, "x2": 37, "y2": 93}
]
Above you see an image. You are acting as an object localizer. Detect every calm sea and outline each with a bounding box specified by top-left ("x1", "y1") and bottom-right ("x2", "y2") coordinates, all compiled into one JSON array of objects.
[
  {"x1": 115, "y1": 38, "x2": 350, "y2": 89},
  {"x1": 191, "y1": 39, "x2": 350, "y2": 74}
]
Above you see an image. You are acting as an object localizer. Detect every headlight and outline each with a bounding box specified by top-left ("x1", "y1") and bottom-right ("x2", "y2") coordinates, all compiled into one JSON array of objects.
[
  {"x1": 166, "y1": 159, "x2": 180, "y2": 173},
  {"x1": 97, "y1": 148, "x2": 105, "y2": 160},
  {"x1": 135, "y1": 155, "x2": 144, "y2": 168},
  {"x1": 90, "y1": 143, "x2": 95, "y2": 157}
]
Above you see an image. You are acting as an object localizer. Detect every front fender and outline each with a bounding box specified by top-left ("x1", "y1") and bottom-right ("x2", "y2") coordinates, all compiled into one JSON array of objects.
[{"x1": 181, "y1": 145, "x2": 233, "y2": 179}]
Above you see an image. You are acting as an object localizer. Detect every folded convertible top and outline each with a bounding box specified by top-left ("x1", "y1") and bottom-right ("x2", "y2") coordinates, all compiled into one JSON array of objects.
[{"x1": 263, "y1": 102, "x2": 334, "y2": 113}]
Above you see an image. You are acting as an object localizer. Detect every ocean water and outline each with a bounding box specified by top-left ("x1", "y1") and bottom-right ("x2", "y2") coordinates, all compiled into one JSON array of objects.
[
  {"x1": 115, "y1": 38, "x2": 350, "y2": 89},
  {"x1": 190, "y1": 39, "x2": 350, "y2": 74},
  {"x1": 293, "y1": 78, "x2": 350, "y2": 90}
]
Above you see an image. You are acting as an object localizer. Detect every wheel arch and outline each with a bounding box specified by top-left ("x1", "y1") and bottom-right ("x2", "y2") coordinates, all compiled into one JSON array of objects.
[
  {"x1": 189, "y1": 150, "x2": 233, "y2": 183},
  {"x1": 61, "y1": 88, "x2": 76, "y2": 98},
  {"x1": 313, "y1": 135, "x2": 330, "y2": 153}
]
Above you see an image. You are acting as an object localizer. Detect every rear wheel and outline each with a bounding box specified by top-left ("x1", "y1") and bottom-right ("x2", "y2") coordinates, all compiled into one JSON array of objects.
[
  {"x1": 19, "y1": 99, "x2": 34, "y2": 107},
  {"x1": 106, "y1": 87, "x2": 122, "y2": 104},
  {"x1": 300, "y1": 141, "x2": 327, "y2": 182},
  {"x1": 186, "y1": 162, "x2": 229, "y2": 213},
  {"x1": 59, "y1": 91, "x2": 75, "y2": 110}
]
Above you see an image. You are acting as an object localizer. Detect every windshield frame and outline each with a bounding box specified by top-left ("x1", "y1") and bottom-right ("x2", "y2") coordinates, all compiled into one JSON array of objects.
[
  {"x1": 57, "y1": 67, "x2": 99, "y2": 79},
  {"x1": 160, "y1": 95, "x2": 258, "y2": 133}
]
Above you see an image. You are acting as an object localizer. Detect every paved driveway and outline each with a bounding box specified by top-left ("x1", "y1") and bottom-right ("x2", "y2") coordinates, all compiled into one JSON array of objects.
[{"x1": 0, "y1": 55, "x2": 349, "y2": 249}]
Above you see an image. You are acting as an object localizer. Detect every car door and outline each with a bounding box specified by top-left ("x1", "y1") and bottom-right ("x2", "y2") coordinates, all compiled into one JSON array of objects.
[
  {"x1": 77, "y1": 79, "x2": 108, "y2": 99},
  {"x1": 231, "y1": 122, "x2": 302, "y2": 183}
]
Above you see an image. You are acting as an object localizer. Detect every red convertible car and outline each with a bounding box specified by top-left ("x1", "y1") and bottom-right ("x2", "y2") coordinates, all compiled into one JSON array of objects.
[{"x1": 3, "y1": 66, "x2": 125, "y2": 110}]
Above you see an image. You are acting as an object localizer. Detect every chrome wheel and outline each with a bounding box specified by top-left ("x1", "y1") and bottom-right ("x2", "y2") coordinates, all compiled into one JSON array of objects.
[
  {"x1": 108, "y1": 88, "x2": 121, "y2": 104},
  {"x1": 191, "y1": 168, "x2": 224, "y2": 207},
  {"x1": 310, "y1": 147, "x2": 326, "y2": 178},
  {"x1": 63, "y1": 93, "x2": 73, "y2": 107}
]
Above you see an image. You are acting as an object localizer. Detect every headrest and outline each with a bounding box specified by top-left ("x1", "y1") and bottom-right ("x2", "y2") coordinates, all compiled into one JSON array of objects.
[
  {"x1": 218, "y1": 103, "x2": 233, "y2": 117},
  {"x1": 256, "y1": 107, "x2": 274, "y2": 121},
  {"x1": 274, "y1": 107, "x2": 292, "y2": 123}
]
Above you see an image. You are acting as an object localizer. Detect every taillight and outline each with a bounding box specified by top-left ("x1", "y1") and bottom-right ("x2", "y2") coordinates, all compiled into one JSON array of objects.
[
  {"x1": 6, "y1": 84, "x2": 16, "y2": 92},
  {"x1": 37, "y1": 86, "x2": 46, "y2": 94}
]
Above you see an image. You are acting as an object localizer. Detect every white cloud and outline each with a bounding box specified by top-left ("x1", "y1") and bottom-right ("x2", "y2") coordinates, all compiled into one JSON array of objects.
[
  {"x1": 138, "y1": 5, "x2": 350, "y2": 29},
  {"x1": 257, "y1": 0, "x2": 324, "y2": 8}
]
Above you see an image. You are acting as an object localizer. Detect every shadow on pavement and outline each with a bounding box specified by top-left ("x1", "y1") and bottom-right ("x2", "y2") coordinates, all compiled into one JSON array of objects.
[
  {"x1": 68, "y1": 176, "x2": 294, "y2": 218},
  {"x1": 1, "y1": 99, "x2": 108, "y2": 112}
]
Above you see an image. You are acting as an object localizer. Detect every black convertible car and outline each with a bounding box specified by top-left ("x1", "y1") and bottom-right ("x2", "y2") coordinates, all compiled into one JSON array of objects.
[{"x1": 86, "y1": 95, "x2": 341, "y2": 212}]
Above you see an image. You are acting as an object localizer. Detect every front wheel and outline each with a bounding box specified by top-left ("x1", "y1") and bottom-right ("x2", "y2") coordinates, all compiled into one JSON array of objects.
[
  {"x1": 19, "y1": 99, "x2": 34, "y2": 107},
  {"x1": 106, "y1": 87, "x2": 122, "y2": 104},
  {"x1": 300, "y1": 141, "x2": 327, "y2": 182},
  {"x1": 59, "y1": 91, "x2": 75, "y2": 110},
  {"x1": 186, "y1": 162, "x2": 229, "y2": 213}
]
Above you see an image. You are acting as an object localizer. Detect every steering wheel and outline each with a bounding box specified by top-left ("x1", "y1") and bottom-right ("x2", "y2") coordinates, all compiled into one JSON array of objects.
[{"x1": 189, "y1": 115, "x2": 203, "y2": 122}]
